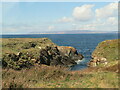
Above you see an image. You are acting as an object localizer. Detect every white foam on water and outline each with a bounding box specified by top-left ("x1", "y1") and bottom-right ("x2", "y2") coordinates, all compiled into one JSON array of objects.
[
  {"x1": 76, "y1": 58, "x2": 88, "y2": 64},
  {"x1": 75, "y1": 59, "x2": 82, "y2": 64}
]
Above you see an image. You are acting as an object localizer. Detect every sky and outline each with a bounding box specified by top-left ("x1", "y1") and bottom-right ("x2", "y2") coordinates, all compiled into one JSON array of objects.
[{"x1": 1, "y1": 1, "x2": 118, "y2": 34}]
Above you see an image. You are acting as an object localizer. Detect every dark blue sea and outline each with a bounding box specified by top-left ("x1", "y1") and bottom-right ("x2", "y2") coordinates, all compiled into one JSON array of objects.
[{"x1": 1, "y1": 34, "x2": 118, "y2": 71}]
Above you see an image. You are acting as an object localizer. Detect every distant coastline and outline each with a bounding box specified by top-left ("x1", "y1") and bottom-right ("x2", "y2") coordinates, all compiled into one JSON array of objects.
[
  {"x1": 1, "y1": 32, "x2": 118, "y2": 36},
  {"x1": 30, "y1": 30, "x2": 118, "y2": 34}
]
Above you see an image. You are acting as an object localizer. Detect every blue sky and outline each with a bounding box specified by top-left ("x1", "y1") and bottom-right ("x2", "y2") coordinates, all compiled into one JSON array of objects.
[{"x1": 1, "y1": 2, "x2": 118, "y2": 34}]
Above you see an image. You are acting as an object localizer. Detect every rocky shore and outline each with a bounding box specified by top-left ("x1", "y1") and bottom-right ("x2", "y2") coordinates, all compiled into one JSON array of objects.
[{"x1": 2, "y1": 38, "x2": 83, "y2": 70}]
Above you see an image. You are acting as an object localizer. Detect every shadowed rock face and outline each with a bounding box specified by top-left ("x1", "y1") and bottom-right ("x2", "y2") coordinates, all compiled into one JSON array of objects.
[{"x1": 39, "y1": 46, "x2": 83, "y2": 66}]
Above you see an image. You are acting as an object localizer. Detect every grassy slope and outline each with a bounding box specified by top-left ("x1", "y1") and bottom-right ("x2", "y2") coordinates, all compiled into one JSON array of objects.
[
  {"x1": 92, "y1": 39, "x2": 119, "y2": 68},
  {"x1": 2, "y1": 38, "x2": 55, "y2": 54},
  {"x1": 92, "y1": 39, "x2": 119, "y2": 61}
]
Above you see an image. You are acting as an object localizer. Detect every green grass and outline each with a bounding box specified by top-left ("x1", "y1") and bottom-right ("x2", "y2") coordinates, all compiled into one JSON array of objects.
[
  {"x1": 2, "y1": 38, "x2": 55, "y2": 54},
  {"x1": 92, "y1": 39, "x2": 119, "y2": 62},
  {"x1": 2, "y1": 65, "x2": 119, "y2": 88}
]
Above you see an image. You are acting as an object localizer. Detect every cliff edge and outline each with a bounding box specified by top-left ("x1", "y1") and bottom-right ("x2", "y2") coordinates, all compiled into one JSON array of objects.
[{"x1": 2, "y1": 38, "x2": 83, "y2": 70}]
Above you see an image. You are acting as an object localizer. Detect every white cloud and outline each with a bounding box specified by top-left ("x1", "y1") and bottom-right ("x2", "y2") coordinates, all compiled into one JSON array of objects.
[
  {"x1": 106, "y1": 17, "x2": 118, "y2": 25},
  {"x1": 71, "y1": 3, "x2": 118, "y2": 31},
  {"x1": 1, "y1": 0, "x2": 20, "y2": 2},
  {"x1": 76, "y1": 16, "x2": 118, "y2": 31},
  {"x1": 2, "y1": 27, "x2": 19, "y2": 34},
  {"x1": 58, "y1": 17, "x2": 73, "y2": 23},
  {"x1": 95, "y1": 3, "x2": 118, "y2": 18},
  {"x1": 72, "y1": 4, "x2": 94, "y2": 21},
  {"x1": 48, "y1": 26, "x2": 55, "y2": 30},
  {"x1": 2, "y1": 24, "x2": 51, "y2": 34}
]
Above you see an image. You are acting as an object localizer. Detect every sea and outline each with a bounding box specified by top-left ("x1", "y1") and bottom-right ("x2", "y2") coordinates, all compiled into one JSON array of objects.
[{"x1": 1, "y1": 33, "x2": 118, "y2": 71}]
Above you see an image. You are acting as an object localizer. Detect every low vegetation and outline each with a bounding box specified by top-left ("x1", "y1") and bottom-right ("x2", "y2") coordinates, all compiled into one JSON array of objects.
[{"x1": 2, "y1": 65, "x2": 119, "y2": 88}]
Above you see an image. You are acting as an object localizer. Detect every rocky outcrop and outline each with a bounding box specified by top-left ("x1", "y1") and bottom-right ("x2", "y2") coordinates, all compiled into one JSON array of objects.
[
  {"x1": 88, "y1": 39, "x2": 119, "y2": 67},
  {"x1": 57, "y1": 46, "x2": 83, "y2": 61},
  {"x1": 88, "y1": 57, "x2": 107, "y2": 67},
  {"x1": 2, "y1": 38, "x2": 83, "y2": 70},
  {"x1": 39, "y1": 46, "x2": 83, "y2": 66}
]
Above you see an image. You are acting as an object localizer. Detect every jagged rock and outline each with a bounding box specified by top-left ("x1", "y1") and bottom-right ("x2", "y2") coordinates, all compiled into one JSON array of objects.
[
  {"x1": 39, "y1": 46, "x2": 83, "y2": 66},
  {"x1": 57, "y1": 46, "x2": 84, "y2": 60},
  {"x1": 57, "y1": 46, "x2": 77, "y2": 56}
]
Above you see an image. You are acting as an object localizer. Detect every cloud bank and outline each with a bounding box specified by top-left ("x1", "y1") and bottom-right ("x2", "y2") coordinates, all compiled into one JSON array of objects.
[
  {"x1": 73, "y1": 4, "x2": 94, "y2": 21},
  {"x1": 58, "y1": 3, "x2": 118, "y2": 31}
]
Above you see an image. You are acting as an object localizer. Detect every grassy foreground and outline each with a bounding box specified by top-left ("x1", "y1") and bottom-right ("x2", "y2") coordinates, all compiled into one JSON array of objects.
[{"x1": 2, "y1": 65, "x2": 119, "y2": 88}]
